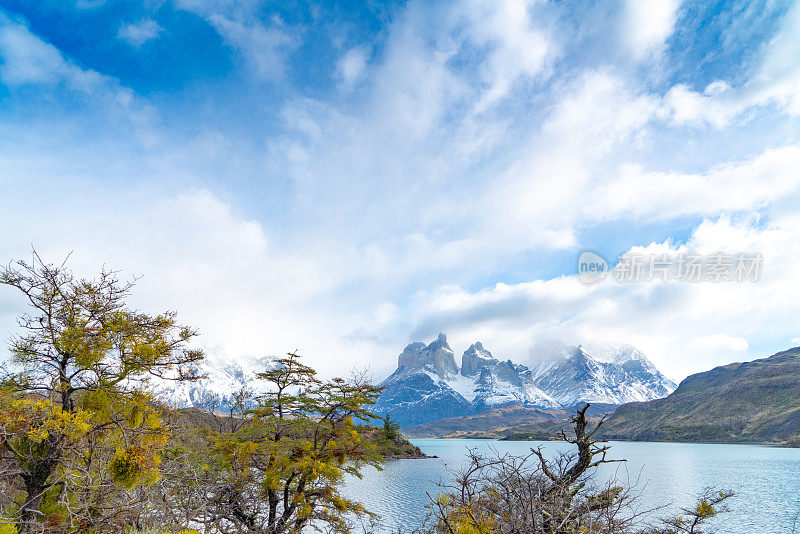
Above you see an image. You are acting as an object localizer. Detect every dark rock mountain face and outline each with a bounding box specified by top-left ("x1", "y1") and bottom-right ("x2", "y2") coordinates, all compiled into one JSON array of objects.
[
  {"x1": 374, "y1": 335, "x2": 675, "y2": 427},
  {"x1": 374, "y1": 335, "x2": 559, "y2": 426},
  {"x1": 460, "y1": 342, "x2": 495, "y2": 376},
  {"x1": 374, "y1": 335, "x2": 472, "y2": 425},
  {"x1": 374, "y1": 372, "x2": 474, "y2": 426},
  {"x1": 389, "y1": 333, "x2": 460, "y2": 381},
  {"x1": 602, "y1": 347, "x2": 800, "y2": 445}
]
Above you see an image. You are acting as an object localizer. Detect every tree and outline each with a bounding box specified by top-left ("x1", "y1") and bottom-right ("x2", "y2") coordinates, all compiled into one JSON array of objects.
[
  {"x1": 648, "y1": 489, "x2": 734, "y2": 534},
  {"x1": 427, "y1": 404, "x2": 633, "y2": 534},
  {"x1": 383, "y1": 415, "x2": 400, "y2": 441},
  {"x1": 185, "y1": 353, "x2": 384, "y2": 534},
  {"x1": 425, "y1": 405, "x2": 734, "y2": 534},
  {"x1": 0, "y1": 252, "x2": 203, "y2": 533}
]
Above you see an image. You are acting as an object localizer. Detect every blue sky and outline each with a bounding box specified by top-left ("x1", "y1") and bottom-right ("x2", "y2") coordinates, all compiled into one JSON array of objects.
[{"x1": 1, "y1": 0, "x2": 799, "y2": 381}]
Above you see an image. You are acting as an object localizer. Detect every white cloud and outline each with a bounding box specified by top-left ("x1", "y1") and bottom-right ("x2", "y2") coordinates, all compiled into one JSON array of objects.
[
  {"x1": 752, "y1": 0, "x2": 800, "y2": 115},
  {"x1": 621, "y1": 0, "x2": 682, "y2": 58},
  {"x1": 0, "y1": 185, "x2": 383, "y2": 379},
  {"x1": 664, "y1": 81, "x2": 739, "y2": 128},
  {"x1": 174, "y1": 1, "x2": 297, "y2": 80},
  {"x1": 593, "y1": 144, "x2": 800, "y2": 222},
  {"x1": 118, "y1": 18, "x2": 163, "y2": 47},
  {"x1": 479, "y1": 70, "x2": 660, "y2": 251},
  {"x1": 457, "y1": 0, "x2": 551, "y2": 110},
  {"x1": 0, "y1": 14, "x2": 155, "y2": 135},
  {"x1": 403, "y1": 209, "x2": 800, "y2": 381},
  {"x1": 662, "y1": 2, "x2": 800, "y2": 127},
  {"x1": 2, "y1": 0, "x2": 800, "y2": 385},
  {"x1": 691, "y1": 334, "x2": 749, "y2": 352},
  {"x1": 208, "y1": 14, "x2": 295, "y2": 80},
  {"x1": 0, "y1": 14, "x2": 76, "y2": 85},
  {"x1": 336, "y1": 47, "x2": 369, "y2": 89}
]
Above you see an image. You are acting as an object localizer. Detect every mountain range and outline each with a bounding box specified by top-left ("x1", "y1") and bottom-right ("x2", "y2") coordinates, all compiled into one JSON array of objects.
[
  {"x1": 150, "y1": 340, "x2": 800, "y2": 446},
  {"x1": 372, "y1": 334, "x2": 676, "y2": 426},
  {"x1": 601, "y1": 346, "x2": 800, "y2": 445},
  {"x1": 149, "y1": 355, "x2": 274, "y2": 410}
]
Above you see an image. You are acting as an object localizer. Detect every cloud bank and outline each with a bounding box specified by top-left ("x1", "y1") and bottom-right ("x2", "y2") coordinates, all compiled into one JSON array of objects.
[{"x1": 0, "y1": 0, "x2": 799, "y2": 382}]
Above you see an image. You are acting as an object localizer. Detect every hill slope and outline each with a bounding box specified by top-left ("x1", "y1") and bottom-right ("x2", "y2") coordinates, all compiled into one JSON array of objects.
[{"x1": 602, "y1": 347, "x2": 800, "y2": 445}]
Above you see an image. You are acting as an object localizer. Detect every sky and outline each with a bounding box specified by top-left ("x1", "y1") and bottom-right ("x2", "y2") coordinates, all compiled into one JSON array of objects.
[{"x1": 0, "y1": 0, "x2": 799, "y2": 382}]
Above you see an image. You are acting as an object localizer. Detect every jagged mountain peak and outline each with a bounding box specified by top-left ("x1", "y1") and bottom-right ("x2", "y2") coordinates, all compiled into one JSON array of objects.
[
  {"x1": 528, "y1": 341, "x2": 677, "y2": 406},
  {"x1": 375, "y1": 335, "x2": 676, "y2": 426},
  {"x1": 461, "y1": 342, "x2": 496, "y2": 377},
  {"x1": 376, "y1": 335, "x2": 560, "y2": 425},
  {"x1": 429, "y1": 332, "x2": 449, "y2": 347},
  {"x1": 150, "y1": 354, "x2": 275, "y2": 409},
  {"x1": 390, "y1": 333, "x2": 459, "y2": 383},
  {"x1": 532, "y1": 341, "x2": 660, "y2": 373},
  {"x1": 402, "y1": 341, "x2": 427, "y2": 352}
]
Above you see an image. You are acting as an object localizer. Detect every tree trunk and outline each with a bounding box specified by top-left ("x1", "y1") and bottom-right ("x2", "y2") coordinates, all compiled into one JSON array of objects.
[
  {"x1": 20, "y1": 471, "x2": 48, "y2": 533},
  {"x1": 18, "y1": 443, "x2": 58, "y2": 534}
]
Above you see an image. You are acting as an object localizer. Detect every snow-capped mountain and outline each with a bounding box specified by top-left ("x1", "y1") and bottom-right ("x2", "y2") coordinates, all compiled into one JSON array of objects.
[
  {"x1": 460, "y1": 342, "x2": 558, "y2": 411},
  {"x1": 150, "y1": 336, "x2": 675, "y2": 428},
  {"x1": 374, "y1": 334, "x2": 559, "y2": 426},
  {"x1": 149, "y1": 355, "x2": 274, "y2": 409},
  {"x1": 528, "y1": 341, "x2": 677, "y2": 407},
  {"x1": 375, "y1": 335, "x2": 677, "y2": 426},
  {"x1": 374, "y1": 334, "x2": 474, "y2": 426}
]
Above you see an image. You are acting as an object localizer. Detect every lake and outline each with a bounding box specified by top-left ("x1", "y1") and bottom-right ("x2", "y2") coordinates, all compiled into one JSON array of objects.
[{"x1": 342, "y1": 439, "x2": 800, "y2": 533}]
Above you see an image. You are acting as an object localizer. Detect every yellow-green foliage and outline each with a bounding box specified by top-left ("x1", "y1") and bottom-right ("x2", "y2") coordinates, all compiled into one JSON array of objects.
[
  {"x1": 435, "y1": 494, "x2": 494, "y2": 534},
  {"x1": 108, "y1": 442, "x2": 162, "y2": 488},
  {"x1": 196, "y1": 353, "x2": 383, "y2": 534},
  {"x1": 695, "y1": 497, "x2": 718, "y2": 519},
  {"x1": 0, "y1": 524, "x2": 18, "y2": 534},
  {"x1": 0, "y1": 393, "x2": 92, "y2": 445},
  {"x1": 124, "y1": 529, "x2": 199, "y2": 534},
  {"x1": 0, "y1": 255, "x2": 204, "y2": 534}
]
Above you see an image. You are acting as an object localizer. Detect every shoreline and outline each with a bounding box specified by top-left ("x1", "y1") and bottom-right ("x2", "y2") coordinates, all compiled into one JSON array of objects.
[{"x1": 405, "y1": 436, "x2": 798, "y2": 448}]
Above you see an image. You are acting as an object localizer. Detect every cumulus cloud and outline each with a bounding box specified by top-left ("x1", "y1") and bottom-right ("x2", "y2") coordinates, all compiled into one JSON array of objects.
[
  {"x1": 663, "y1": 2, "x2": 800, "y2": 127},
  {"x1": 404, "y1": 209, "x2": 800, "y2": 380},
  {"x1": 0, "y1": 184, "x2": 382, "y2": 379},
  {"x1": 456, "y1": 0, "x2": 552, "y2": 110},
  {"x1": 117, "y1": 18, "x2": 163, "y2": 47},
  {"x1": 621, "y1": 0, "x2": 682, "y2": 58},
  {"x1": 592, "y1": 144, "x2": 800, "y2": 222},
  {"x1": 336, "y1": 47, "x2": 369, "y2": 89},
  {"x1": 1, "y1": 0, "x2": 800, "y2": 384}
]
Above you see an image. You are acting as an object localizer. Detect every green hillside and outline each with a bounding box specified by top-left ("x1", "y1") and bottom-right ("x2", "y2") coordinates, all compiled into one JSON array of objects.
[{"x1": 602, "y1": 347, "x2": 800, "y2": 446}]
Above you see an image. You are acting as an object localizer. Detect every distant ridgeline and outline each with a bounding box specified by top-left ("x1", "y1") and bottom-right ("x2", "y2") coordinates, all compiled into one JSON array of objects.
[
  {"x1": 601, "y1": 346, "x2": 800, "y2": 446},
  {"x1": 154, "y1": 340, "x2": 800, "y2": 446},
  {"x1": 372, "y1": 334, "x2": 677, "y2": 427}
]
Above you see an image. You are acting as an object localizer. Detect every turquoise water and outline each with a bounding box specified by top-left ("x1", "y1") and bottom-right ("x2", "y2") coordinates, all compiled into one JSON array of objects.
[{"x1": 342, "y1": 439, "x2": 800, "y2": 533}]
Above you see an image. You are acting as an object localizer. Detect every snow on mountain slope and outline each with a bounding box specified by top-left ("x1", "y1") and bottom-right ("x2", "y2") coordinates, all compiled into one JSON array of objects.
[
  {"x1": 374, "y1": 335, "x2": 559, "y2": 426},
  {"x1": 528, "y1": 342, "x2": 677, "y2": 406},
  {"x1": 461, "y1": 342, "x2": 559, "y2": 411},
  {"x1": 376, "y1": 336, "x2": 676, "y2": 426},
  {"x1": 151, "y1": 335, "x2": 675, "y2": 430},
  {"x1": 149, "y1": 354, "x2": 274, "y2": 409}
]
